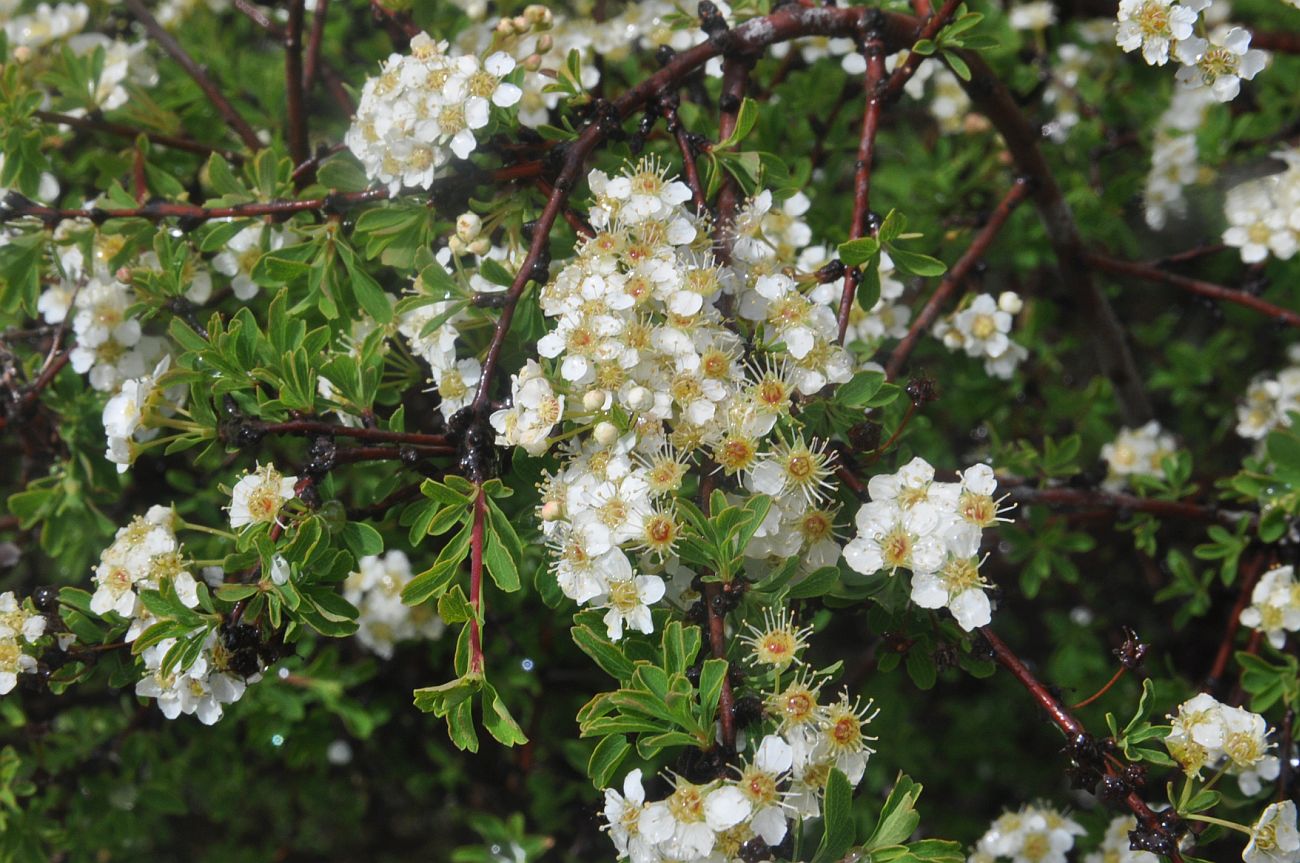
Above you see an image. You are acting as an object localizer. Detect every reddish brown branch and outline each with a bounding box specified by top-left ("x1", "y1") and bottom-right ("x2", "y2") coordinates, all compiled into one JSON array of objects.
[
  {"x1": 1003, "y1": 482, "x2": 1252, "y2": 528},
  {"x1": 468, "y1": 486, "x2": 487, "y2": 675},
  {"x1": 704, "y1": 581, "x2": 737, "y2": 750},
  {"x1": 1087, "y1": 253, "x2": 1300, "y2": 329},
  {"x1": 1250, "y1": 30, "x2": 1300, "y2": 53},
  {"x1": 35, "y1": 111, "x2": 243, "y2": 161},
  {"x1": 980, "y1": 627, "x2": 1185, "y2": 863},
  {"x1": 1205, "y1": 551, "x2": 1267, "y2": 690},
  {"x1": 304, "y1": 0, "x2": 329, "y2": 92},
  {"x1": 1071, "y1": 665, "x2": 1127, "y2": 709},
  {"x1": 662, "y1": 98, "x2": 707, "y2": 212},
  {"x1": 713, "y1": 56, "x2": 752, "y2": 263},
  {"x1": 837, "y1": 32, "x2": 887, "y2": 344},
  {"x1": 886, "y1": 178, "x2": 1031, "y2": 377},
  {"x1": 284, "y1": 0, "x2": 309, "y2": 168},
  {"x1": 246, "y1": 418, "x2": 448, "y2": 448},
  {"x1": 124, "y1": 0, "x2": 263, "y2": 152}
]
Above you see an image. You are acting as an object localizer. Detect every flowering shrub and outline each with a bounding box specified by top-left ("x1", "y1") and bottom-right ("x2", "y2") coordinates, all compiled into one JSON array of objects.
[{"x1": 0, "y1": 0, "x2": 1299, "y2": 861}]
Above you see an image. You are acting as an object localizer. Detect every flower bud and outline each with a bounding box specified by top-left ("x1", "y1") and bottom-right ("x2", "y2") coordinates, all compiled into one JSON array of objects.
[
  {"x1": 524, "y1": 4, "x2": 552, "y2": 27},
  {"x1": 448, "y1": 235, "x2": 466, "y2": 255},
  {"x1": 626, "y1": 386, "x2": 651, "y2": 411},
  {"x1": 582, "y1": 389, "x2": 606, "y2": 412},
  {"x1": 456, "y1": 212, "x2": 482, "y2": 242},
  {"x1": 115, "y1": 266, "x2": 133, "y2": 284},
  {"x1": 512, "y1": 15, "x2": 528, "y2": 33},
  {"x1": 998, "y1": 291, "x2": 1024, "y2": 314},
  {"x1": 540, "y1": 500, "x2": 562, "y2": 521},
  {"x1": 593, "y1": 421, "x2": 619, "y2": 445},
  {"x1": 468, "y1": 237, "x2": 491, "y2": 256},
  {"x1": 523, "y1": 53, "x2": 544, "y2": 72},
  {"x1": 494, "y1": 17, "x2": 515, "y2": 35},
  {"x1": 13, "y1": 46, "x2": 31, "y2": 63}
]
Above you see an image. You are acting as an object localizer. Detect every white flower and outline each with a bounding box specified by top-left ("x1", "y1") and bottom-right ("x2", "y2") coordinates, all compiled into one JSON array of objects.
[
  {"x1": 0, "y1": 637, "x2": 37, "y2": 695},
  {"x1": 1239, "y1": 565, "x2": 1300, "y2": 650},
  {"x1": 735, "y1": 735, "x2": 794, "y2": 846},
  {"x1": 1115, "y1": 0, "x2": 1199, "y2": 65},
  {"x1": 228, "y1": 463, "x2": 298, "y2": 529},
  {"x1": 600, "y1": 574, "x2": 666, "y2": 640},
  {"x1": 0, "y1": 592, "x2": 46, "y2": 643},
  {"x1": 604, "y1": 769, "x2": 673, "y2": 863},
  {"x1": 1244, "y1": 801, "x2": 1300, "y2": 863},
  {"x1": 1174, "y1": 28, "x2": 1267, "y2": 102}
]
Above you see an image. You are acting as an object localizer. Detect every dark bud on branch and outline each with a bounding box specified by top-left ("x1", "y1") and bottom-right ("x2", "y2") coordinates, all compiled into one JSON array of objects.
[
  {"x1": 813, "y1": 259, "x2": 846, "y2": 283},
  {"x1": 848, "y1": 420, "x2": 881, "y2": 453},
  {"x1": 32, "y1": 587, "x2": 59, "y2": 612},
  {"x1": 906, "y1": 375, "x2": 940, "y2": 406},
  {"x1": 698, "y1": 1, "x2": 729, "y2": 37},
  {"x1": 1115, "y1": 626, "x2": 1148, "y2": 671}
]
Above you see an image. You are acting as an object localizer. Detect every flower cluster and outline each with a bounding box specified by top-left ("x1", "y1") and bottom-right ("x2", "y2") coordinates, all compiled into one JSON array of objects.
[
  {"x1": 844, "y1": 457, "x2": 1011, "y2": 631},
  {"x1": 43, "y1": 255, "x2": 169, "y2": 394},
  {"x1": 968, "y1": 803, "x2": 1086, "y2": 863},
  {"x1": 1082, "y1": 816, "x2": 1159, "y2": 863},
  {"x1": 135, "y1": 631, "x2": 259, "y2": 725},
  {"x1": 1240, "y1": 565, "x2": 1300, "y2": 650},
  {"x1": 90, "y1": 505, "x2": 198, "y2": 631},
  {"x1": 0, "y1": 591, "x2": 47, "y2": 694},
  {"x1": 1235, "y1": 345, "x2": 1300, "y2": 440},
  {"x1": 102, "y1": 356, "x2": 180, "y2": 473},
  {"x1": 932, "y1": 292, "x2": 1027, "y2": 380},
  {"x1": 1164, "y1": 693, "x2": 1278, "y2": 794},
  {"x1": 1116, "y1": 0, "x2": 1267, "y2": 102},
  {"x1": 1100, "y1": 420, "x2": 1178, "y2": 489},
  {"x1": 1143, "y1": 87, "x2": 1214, "y2": 230},
  {"x1": 346, "y1": 33, "x2": 523, "y2": 194},
  {"x1": 343, "y1": 551, "x2": 446, "y2": 658},
  {"x1": 1222, "y1": 146, "x2": 1300, "y2": 265},
  {"x1": 484, "y1": 159, "x2": 865, "y2": 639},
  {"x1": 398, "y1": 241, "x2": 511, "y2": 421},
  {"x1": 604, "y1": 679, "x2": 878, "y2": 861}
]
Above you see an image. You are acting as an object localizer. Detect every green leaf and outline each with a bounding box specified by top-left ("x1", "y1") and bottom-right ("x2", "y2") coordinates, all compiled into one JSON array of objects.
[
  {"x1": 866, "y1": 773, "x2": 924, "y2": 850},
  {"x1": 341, "y1": 522, "x2": 384, "y2": 559},
  {"x1": 812, "y1": 768, "x2": 856, "y2": 863},
  {"x1": 837, "y1": 371, "x2": 886, "y2": 408},
  {"x1": 437, "y1": 585, "x2": 476, "y2": 624},
  {"x1": 587, "y1": 735, "x2": 632, "y2": 788},
  {"x1": 839, "y1": 236, "x2": 881, "y2": 268},
  {"x1": 484, "y1": 530, "x2": 521, "y2": 593},
  {"x1": 481, "y1": 682, "x2": 529, "y2": 747},
  {"x1": 571, "y1": 624, "x2": 635, "y2": 681},
  {"x1": 887, "y1": 247, "x2": 948, "y2": 277}
]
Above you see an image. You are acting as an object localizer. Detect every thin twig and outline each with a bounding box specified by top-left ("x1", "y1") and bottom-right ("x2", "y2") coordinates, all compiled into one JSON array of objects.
[
  {"x1": 1087, "y1": 253, "x2": 1300, "y2": 329},
  {"x1": 837, "y1": 30, "x2": 886, "y2": 344},
  {"x1": 284, "y1": 0, "x2": 309, "y2": 168},
  {"x1": 980, "y1": 627, "x2": 1186, "y2": 863},
  {"x1": 124, "y1": 0, "x2": 263, "y2": 152},
  {"x1": 245, "y1": 418, "x2": 448, "y2": 447},
  {"x1": 886, "y1": 178, "x2": 1031, "y2": 377},
  {"x1": 881, "y1": 0, "x2": 962, "y2": 104},
  {"x1": 35, "y1": 111, "x2": 243, "y2": 161},
  {"x1": 304, "y1": 0, "x2": 329, "y2": 92}
]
